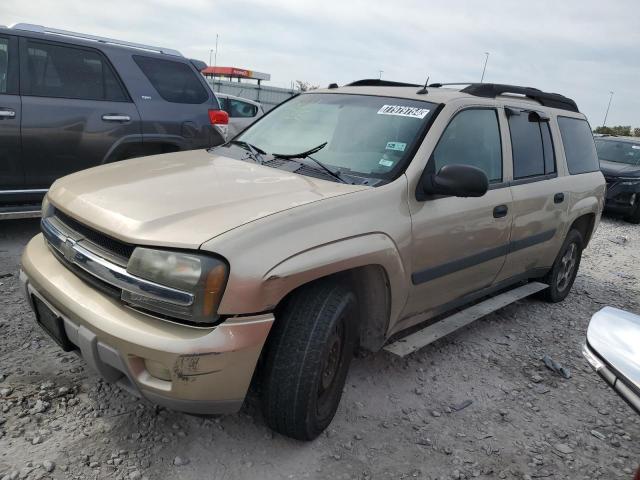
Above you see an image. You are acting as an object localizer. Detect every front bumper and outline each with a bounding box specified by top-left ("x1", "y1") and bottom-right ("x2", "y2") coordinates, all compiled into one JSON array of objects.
[
  {"x1": 604, "y1": 180, "x2": 639, "y2": 213},
  {"x1": 21, "y1": 234, "x2": 274, "y2": 414},
  {"x1": 583, "y1": 343, "x2": 640, "y2": 415}
]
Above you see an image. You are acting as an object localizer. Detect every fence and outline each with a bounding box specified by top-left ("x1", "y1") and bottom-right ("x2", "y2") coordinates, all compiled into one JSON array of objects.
[{"x1": 205, "y1": 79, "x2": 298, "y2": 111}]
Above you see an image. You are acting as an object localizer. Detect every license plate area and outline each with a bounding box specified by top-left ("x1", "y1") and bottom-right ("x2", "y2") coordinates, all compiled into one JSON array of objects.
[{"x1": 32, "y1": 296, "x2": 77, "y2": 352}]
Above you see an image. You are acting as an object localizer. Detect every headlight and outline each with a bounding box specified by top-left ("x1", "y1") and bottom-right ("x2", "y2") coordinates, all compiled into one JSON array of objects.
[
  {"x1": 123, "y1": 248, "x2": 228, "y2": 325},
  {"x1": 620, "y1": 177, "x2": 640, "y2": 186}
]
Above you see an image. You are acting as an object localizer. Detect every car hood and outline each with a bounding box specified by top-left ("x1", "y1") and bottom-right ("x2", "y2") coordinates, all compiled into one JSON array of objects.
[
  {"x1": 600, "y1": 160, "x2": 640, "y2": 178},
  {"x1": 47, "y1": 150, "x2": 368, "y2": 249}
]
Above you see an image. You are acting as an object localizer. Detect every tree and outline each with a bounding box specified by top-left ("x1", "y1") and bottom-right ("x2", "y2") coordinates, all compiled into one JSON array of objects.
[
  {"x1": 593, "y1": 125, "x2": 632, "y2": 136},
  {"x1": 634, "y1": 128, "x2": 640, "y2": 137},
  {"x1": 295, "y1": 80, "x2": 319, "y2": 92}
]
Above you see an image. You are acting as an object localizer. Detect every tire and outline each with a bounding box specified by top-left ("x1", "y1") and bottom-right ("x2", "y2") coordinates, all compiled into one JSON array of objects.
[
  {"x1": 261, "y1": 281, "x2": 358, "y2": 440},
  {"x1": 540, "y1": 229, "x2": 583, "y2": 303},
  {"x1": 624, "y1": 198, "x2": 640, "y2": 224}
]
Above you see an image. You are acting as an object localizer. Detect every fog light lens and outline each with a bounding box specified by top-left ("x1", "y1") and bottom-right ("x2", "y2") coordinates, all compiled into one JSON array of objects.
[{"x1": 144, "y1": 359, "x2": 172, "y2": 381}]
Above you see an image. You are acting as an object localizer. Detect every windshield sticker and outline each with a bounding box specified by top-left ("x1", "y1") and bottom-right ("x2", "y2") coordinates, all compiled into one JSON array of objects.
[
  {"x1": 386, "y1": 141, "x2": 407, "y2": 152},
  {"x1": 379, "y1": 158, "x2": 394, "y2": 167},
  {"x1": 377, "y1": 105, "x2": 430, "y2": 119},
  {"x1": 632, "y1": 145, "x2": 640, "y2": 150}
]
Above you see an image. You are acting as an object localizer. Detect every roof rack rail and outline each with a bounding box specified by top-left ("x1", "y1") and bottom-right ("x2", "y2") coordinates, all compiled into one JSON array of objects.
[
  {"x1": 8, "y1": 23, "x2": 183, "y2": 57},
  {"x1": 346, "y1": 79, "x2": 421, "y2": 88},
  {"x1": 430, "y1": 82, "x2": 578, "y2": 113}
]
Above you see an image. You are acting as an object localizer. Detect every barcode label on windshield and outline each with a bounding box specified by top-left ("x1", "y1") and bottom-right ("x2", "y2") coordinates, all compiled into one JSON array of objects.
[{"x1": 377, "y1": 105, "x2": 430, "y2": 119}]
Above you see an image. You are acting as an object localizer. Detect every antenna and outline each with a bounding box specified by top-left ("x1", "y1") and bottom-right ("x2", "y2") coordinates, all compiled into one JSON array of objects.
[{"x1": 416, "y1": 76, "x2": 429, "y2": 95}]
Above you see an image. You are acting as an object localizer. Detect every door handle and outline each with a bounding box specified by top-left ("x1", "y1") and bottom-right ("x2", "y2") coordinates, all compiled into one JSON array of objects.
[
  {"x1": 493, "y1": 205, "x2": 508, "y2": 218},
  {"x1": 554, "y1": 193, "x2": 565, "y2": 204},
  {"x1": 0, "y1": 109, "x2": 16, "y2": 118},
  {"x1": 102, "y1": 114, "x2": 131, "y2": 122}
]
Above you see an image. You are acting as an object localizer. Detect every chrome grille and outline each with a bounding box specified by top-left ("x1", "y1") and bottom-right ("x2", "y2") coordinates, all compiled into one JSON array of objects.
[{"x1": 52, "y1": 208, "x2": 134, "y2": 265}]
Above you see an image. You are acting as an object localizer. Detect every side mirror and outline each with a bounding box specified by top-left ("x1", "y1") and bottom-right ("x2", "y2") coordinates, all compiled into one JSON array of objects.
[
  {"x1": 584, "y1": 307, "x2": 640, "y2": 414},
  {"x1": 421, "y1": 164, "x2": 489, "y2": 198}
]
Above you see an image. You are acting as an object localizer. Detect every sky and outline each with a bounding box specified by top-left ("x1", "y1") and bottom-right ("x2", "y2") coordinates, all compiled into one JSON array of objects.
[{"x1": 2, "y1": 0, "x2": 639, "y2": 127}]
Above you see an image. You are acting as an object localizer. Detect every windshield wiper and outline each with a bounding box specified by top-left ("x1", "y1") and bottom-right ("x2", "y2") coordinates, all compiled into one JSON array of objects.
[
  {"x1": 272, "y1": 142, "x2": 349, "y2": 184},
  {"x1": 230, "y1": 140, "x2": 266, "y2": 164}
]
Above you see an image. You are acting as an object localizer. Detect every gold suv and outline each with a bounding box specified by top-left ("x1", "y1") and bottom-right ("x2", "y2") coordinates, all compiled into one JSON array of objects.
[{"x1": 21, "y1": 81, "x2": 605, "y2": 440}]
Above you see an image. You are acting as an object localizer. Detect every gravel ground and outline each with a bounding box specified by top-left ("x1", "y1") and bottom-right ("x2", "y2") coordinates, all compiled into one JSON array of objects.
[{"x1": 0, "y1": 216, "x2": 639, "y2": 480}]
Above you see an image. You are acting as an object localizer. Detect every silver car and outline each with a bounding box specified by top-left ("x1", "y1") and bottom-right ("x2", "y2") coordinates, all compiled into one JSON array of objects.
[{"x1": 216, "y1": 93, "x2": 264, "y2": 138}]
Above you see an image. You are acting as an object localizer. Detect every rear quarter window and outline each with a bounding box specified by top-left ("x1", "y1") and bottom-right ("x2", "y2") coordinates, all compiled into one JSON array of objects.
[
  {"x1": 557, "y1": 117, "x2": 599, "y2": 175},
  {"x1": 133, "y1": 55, "x2": 208, "y2": 104}
]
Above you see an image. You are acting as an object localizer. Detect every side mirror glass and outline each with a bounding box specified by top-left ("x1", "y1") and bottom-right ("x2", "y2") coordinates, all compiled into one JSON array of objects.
[
  {"x1": 585, "y1": 307, "x2": 640, "y2": 414},
  {"x1": 421, "y1": 164, "x2": 489, "y2": 198}
]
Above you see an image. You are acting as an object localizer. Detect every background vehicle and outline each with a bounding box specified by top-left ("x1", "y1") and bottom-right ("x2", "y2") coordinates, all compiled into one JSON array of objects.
[
  {"x1": 584, "y1": 307, "x2": 640, "y2": 414},
  {"x1": 0, "y1": 23, "x2": 228, "y2": 218},
  {"x1": 595, "y1": 136, "x2": 640, "y2": 223},
  {"x1": 215, "y1": 92, "x2": 264, "y2": 138},
  {"x1": 21, "y1": 81, "x2": 605, "y2": 440}
]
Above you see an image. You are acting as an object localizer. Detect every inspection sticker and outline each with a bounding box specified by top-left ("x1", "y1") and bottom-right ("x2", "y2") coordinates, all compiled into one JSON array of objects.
[
  {"x1": 379, "y1": 158, "x2": 395, "y2": 167},
  {"x1": 377, "y1": 105, "x2": 430, "y2": 119},
  {"x1": 386, "y1": 141, "x2": 407, "y2": 152}
]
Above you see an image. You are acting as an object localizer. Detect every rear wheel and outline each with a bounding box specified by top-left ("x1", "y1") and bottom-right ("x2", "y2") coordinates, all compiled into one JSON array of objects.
[
  {"x1": 540, "y1": 229, "x2": 583, "y2": 303},
  {"x1": 261, "y1": 281, "x2": 357, "y2": 440}
]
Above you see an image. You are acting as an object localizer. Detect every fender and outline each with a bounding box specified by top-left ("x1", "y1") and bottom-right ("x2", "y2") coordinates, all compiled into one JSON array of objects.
[
  {"x1": 564, "y1": 193, "x2": 602, "y2": 243},
  {"x1": 217, "y1": 233, "x2": 409, "y2": 324}
]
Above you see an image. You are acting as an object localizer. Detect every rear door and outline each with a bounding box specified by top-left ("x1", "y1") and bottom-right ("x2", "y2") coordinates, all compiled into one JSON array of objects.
[
  {"x1": 0, "y1": 34, "x2": 23, "y2": 192},
  {"x1": 19, "y1": 37, "x2": 141, "y2": 188},
  {"x1": 496, "y1": 107, "x2": 567, "y2": 281}
]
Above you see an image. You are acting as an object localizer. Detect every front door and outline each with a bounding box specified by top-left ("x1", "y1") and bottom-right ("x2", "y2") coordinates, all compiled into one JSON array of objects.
[
  {"x1": 403, "y1": 107, "x2": 513, "y2": 321},
  {"x1": 19, "y1": 37, "x2": 141, "y2": 188},
  {"x1": 0, "y1": 34, "x2": 23, "y2": 193}
]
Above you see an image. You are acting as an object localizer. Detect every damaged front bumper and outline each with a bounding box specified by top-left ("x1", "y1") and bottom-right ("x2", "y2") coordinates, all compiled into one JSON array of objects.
[{"x1": 20, "y1": 234, "x2": 274, "y2": 414}]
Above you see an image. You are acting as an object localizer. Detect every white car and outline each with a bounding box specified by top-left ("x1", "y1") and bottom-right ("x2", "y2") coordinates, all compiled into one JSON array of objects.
[{"x1": 215, "y1": 93, "x2": 264, "y2": 138}]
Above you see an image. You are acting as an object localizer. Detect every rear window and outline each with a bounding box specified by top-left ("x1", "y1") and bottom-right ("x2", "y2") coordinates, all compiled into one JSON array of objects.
[
  {"x1": 508, "y1": 110, "x2": 556, "y2": 179},
  {"x1": 133, "y1": 55, "x2": 208, "y2": 104},
  {"x1": 24, "y1": 40, "x2": 128, "y2": 102},
  {"x1": 557, "y1": 117, "x2": 599, "y2": 175}
]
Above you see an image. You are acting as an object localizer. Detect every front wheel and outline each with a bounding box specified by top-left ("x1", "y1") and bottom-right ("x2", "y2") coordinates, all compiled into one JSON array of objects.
[
  {"x1": 261, "y1": 281, "x2": 358, "y2": 440},
  {"x1": 540, "y1": 229, "x2": 583, "y2": 303}
]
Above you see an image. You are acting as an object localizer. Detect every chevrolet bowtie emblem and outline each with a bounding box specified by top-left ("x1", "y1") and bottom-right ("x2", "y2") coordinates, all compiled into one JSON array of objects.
[{"x1": 62, "y1": 238, "x2": 76, "y2": 263}]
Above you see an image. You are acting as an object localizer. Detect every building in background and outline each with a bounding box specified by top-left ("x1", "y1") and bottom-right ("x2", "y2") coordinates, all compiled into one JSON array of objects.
[{"x1": 202, "y1": 65, "x2": 297, "y2": 111}]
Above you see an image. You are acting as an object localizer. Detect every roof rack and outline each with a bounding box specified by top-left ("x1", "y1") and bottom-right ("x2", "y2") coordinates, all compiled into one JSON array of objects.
[
  {"x1": 346, "y1": 79, "x2": 421, "y2": 88},
  {"x1": 430, "y1": 82, "x2": 579, "y2": 113},
  {"x1": 8, "y1": 23, "x2": 183, "y2": 57}
]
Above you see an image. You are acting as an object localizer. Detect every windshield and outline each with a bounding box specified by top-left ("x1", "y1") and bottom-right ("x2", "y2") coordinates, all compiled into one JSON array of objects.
[
  {"x1": 236, "y1": 93, "x2": 438, "y2": 180},
  {"x1": 595, "y1": 139, "x2": 640, "y2": 166}
]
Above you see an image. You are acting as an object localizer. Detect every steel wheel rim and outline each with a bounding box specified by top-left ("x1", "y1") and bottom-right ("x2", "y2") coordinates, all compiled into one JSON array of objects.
[
  {"x1": 557, "y1": 242, "x2": 577, "y2": 292},
  {"x1": 317, "y1": 318, "x2": 345, "y2": 416}
]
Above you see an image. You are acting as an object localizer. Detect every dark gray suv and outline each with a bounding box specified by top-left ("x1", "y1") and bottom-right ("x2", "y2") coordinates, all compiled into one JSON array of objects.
[{"x1": 0, "y1": 23, "x2": 228, "y2": 217}]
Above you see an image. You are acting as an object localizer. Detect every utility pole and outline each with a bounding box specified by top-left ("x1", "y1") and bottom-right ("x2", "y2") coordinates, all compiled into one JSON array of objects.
[
  {"x1": 378, "y1": 70, "x2": 383, "y2": 80},
  {"x1": 480, "y1": 52, "x2": 489, "y2": 83},
  {"x1": 209, "y1": 49, "x2": 213, "y2": 66},
  {"x1": 602, "y1": 91, "x2": 614, "y2": 127},
  {"x1": 214, "y1": 34, "x2": 219, "y2": 70}
]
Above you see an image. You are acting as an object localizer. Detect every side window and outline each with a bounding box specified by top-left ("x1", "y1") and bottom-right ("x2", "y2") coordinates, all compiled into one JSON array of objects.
[
  {"x1": 433, "y1": 109, "x2": 502, "y2": 183},
  {"x1": 557, "y1": 117, "x2": 599, "y2": 175},
  {"x1": 0, "y1": 37, "x2": 8, "y2": 93},
  {"x1": 218, "y1": 96, "x2": 230, "y2": 113},
  {"x1": 229, "y1": 99, "x2": 258, "y2": 118},
  {"x1": 24, "y1": 40, "x2": 128, "y2": 101},
  {"x1": 133, "y1": 55, "x2": 208, "y2": 104},
  {"x1": 508, "y1": 110, "x2": 555, "y2": 179}
]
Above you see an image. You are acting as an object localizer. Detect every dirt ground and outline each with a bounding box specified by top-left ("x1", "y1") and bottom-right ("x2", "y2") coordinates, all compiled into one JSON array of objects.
[{"x1": 1, "y1": 216, "x2": 639, "y2": 480}]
